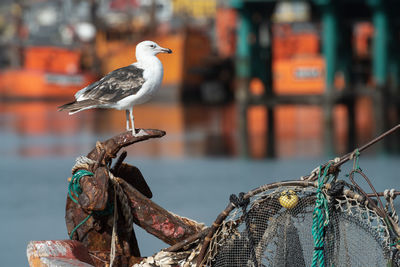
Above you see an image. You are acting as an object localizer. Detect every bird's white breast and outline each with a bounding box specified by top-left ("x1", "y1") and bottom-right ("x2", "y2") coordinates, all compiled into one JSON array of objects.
[{"x1": 116, "y1": 57, "x2": 164, "y2": 109}]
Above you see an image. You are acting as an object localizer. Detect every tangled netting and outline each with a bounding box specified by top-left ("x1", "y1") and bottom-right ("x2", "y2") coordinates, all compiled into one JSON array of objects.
[{"x1": 202, "y1": 182, "x2": 396, "y2": 267}]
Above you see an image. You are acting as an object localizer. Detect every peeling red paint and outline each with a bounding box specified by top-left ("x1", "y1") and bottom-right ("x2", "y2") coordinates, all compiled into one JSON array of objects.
[
  {"x1": 174, "y1": 226, "x2": 185, "y2": 238},
  {"x1": 151, "y1": 214, "x2": 161, "y2": 231},
  {"x1": 27, "y1": 240, "x2": 94, "y2": 266},
  {"x1": 161, "y1": 220, "x2": 175, "y2": 237}
]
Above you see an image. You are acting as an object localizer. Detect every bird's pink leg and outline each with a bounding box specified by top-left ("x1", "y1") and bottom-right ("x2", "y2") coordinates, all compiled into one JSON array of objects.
[
  {"x1": 125, "y1": 110, "x2": 130, "y2": 131},
  {"x1": 129, "y1": 107, "x2": 135, "y2": 135},
  {"x1": 129, "y1": 107, "x2": 148, "y2": 137}
]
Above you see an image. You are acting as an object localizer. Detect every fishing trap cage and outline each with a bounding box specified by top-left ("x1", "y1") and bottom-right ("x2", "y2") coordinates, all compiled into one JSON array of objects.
[
  {"x1": 134, "y1": 126, "x2": 400, "y2": 267},
  {"x1": 195, "y1": 161, "x2": 400, "y2": 267}
]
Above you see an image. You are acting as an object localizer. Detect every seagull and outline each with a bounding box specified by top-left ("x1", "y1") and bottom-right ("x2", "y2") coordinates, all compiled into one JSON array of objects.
[{"x1": 59, "y1": 40, "x2": 172, "y2": 136}]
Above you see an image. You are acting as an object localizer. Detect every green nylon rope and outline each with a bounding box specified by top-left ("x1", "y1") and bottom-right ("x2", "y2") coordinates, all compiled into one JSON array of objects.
[
  {"x1": 68, "y1": 169, "x2": 94, "y2": 239},
  {"x1": 311, "y1": 163, "x2": 333, "y2": 267},
  {"x1": 68, "y1": 170, "x2": 115, "y2": 239},
  {"x1": 68, "y1": 169, "x2": 94, "y2": 204},
  {"x1": 69, "y1": 213, "x2": 92, "y2": 240}
]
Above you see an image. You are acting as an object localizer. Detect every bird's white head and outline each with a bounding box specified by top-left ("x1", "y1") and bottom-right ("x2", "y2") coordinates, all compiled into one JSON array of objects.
[{"x1": 135, "y1": 40, "x2": 172, "y2": 62}]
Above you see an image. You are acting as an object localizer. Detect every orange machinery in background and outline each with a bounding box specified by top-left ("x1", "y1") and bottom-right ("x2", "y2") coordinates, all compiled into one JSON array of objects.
[
  {"x1": 24, "y1": 47, "x2": 81, "y2": 74},
  {"x1": 0, "y1": 46, "x2": 97, "y2": 99},
  {"x1": 215, "y1": 14, "x2": 326, "y2": 95},
  {"x1": 0, "y1": 25, "x2": 213, "y2": 99},
  {"x1": 271, "y1": 22, "x2": 325, "y2": 95},
  {"x1": 271, "y1": 21, "x2": 374, "y2": 95},
  {"x1": 269, "y1": 21, "x2": 374, "y2": 94},
  {"x1": 247, "y1": 21, "x2": 376, "y2": 157}
]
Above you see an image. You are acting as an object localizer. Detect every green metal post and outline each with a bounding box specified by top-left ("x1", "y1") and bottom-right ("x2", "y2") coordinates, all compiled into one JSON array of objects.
[
  {"x1": 322, "y1": 8, "x2": 337, "y2": 91},
  {"x1": 321, "y1": 3, "x2": 337, "y2": 156},
  {"x1": 236, "y1": 6, "x2": 252, "y2": 157},
  {"x1": 237, "y1": 10, "x2": 251, "y2": 79},
  {"x1": 372, "y1": 7, "x2": 388, "y2": 87}
]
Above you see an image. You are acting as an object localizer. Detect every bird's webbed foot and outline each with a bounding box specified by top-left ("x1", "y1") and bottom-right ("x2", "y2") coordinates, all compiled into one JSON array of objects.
[{"x1": 132, "y1": 129, "x2": 148, "y2": 137}]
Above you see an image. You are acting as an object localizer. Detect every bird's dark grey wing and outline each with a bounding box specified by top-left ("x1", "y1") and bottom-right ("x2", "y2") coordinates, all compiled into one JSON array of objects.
[{"x1": 76, "y1": 65, "x2": 145, "y2": 103}]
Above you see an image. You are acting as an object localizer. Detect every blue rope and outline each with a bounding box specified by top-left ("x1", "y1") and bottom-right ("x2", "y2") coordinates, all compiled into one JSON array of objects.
[{"x1": 311, "y1": 163, "x2": 333, "y2": 267}]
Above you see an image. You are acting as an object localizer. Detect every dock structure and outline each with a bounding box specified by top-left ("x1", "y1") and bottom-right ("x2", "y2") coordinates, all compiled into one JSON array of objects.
[{"x1": 230, "y1": 0, "x2": 400, "y2": 157}]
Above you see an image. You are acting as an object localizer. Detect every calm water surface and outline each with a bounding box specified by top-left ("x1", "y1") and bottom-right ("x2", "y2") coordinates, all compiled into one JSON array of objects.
[{"x1": 1, "y1": 101, "x2": 399, "y2": 266}]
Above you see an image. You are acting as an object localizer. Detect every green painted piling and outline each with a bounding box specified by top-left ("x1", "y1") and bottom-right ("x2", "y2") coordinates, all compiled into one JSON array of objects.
[
  {"x1": 372, "y1": 7, "x2": 388, "y2": 86},
  {"x1": 321, "y1": 6, "x2": 337, "y2": 91},
  {"x1": 320, "y1": 3, "x2": 337, "y2": 156},
  {"x1": 236, "y1": 7, "x2": 252, "y2": 157},
  {"x1": 236, "y1": 9, "x2": 251, "y2": 79}
]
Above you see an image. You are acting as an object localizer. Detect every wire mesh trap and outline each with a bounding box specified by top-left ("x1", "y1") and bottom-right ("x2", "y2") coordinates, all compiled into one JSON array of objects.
[
  {"x1": 131, "y1": 126, "x2": 400, "y2": 267},
  {"x1": 198, "y1": 174, "x2": 400, "y2": 267}
]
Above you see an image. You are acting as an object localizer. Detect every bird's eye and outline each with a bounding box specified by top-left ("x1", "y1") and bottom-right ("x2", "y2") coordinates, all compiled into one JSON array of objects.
[{"x1": 150, "y1": 45, "x2": 155, "y2": 48}]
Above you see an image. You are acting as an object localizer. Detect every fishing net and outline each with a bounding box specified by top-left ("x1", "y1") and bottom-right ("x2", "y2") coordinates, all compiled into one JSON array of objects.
[
  {"x1": 200, "y1": 179, "x2": 399, "y2": 267},
  {"x1": 131, "y1": 141, "x2": 400, "y2": 267}
]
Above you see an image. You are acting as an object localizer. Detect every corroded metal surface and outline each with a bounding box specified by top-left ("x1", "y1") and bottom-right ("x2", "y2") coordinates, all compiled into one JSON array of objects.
[
  {"x1": 116, "y1": 163, "x2": 152, "y2": 198},
  {"x1": 27, "y1": 240, "x2": 94, "y2": 267},
  {"x1": 79, "y1": 167, "x2": 109, "y2": 211},
  {"x1": 64, "y1": 129, "x2": 202, "y2": 266},
  {"x1": 87, "y1": 129, "x2": 166, "y2": 162},
  {"x1": 66, "y1": 167, "x2": 144, "y2": 265},
  {"x1": 38, "y1": 258, "x2": 94, "y2": 267},
  {"x1": 115, "y1": 177, "x2": 204, "y2": 245}
]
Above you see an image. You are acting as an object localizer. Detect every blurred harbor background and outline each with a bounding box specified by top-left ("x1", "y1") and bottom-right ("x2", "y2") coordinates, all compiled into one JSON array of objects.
[{"x1": 0, "y1": 0, "x2": 400, "y2": 266}]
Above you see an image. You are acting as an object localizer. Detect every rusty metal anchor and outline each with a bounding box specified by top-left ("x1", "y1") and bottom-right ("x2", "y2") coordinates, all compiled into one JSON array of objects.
[{"x1": 65, "y1": 129, "x2": 204, "y2": 266}]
